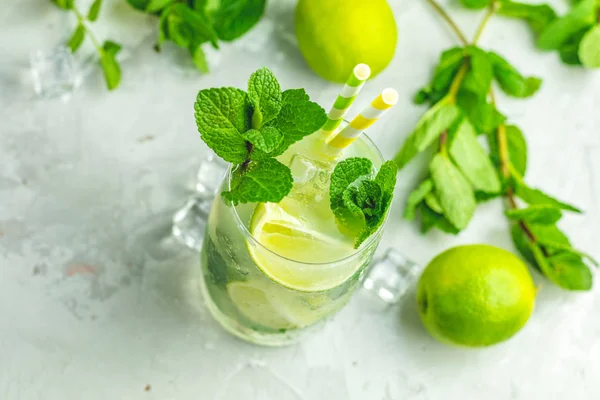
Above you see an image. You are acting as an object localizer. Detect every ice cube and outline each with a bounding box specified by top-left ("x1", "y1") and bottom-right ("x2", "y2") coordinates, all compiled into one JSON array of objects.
[
  {"x1": 171, "y1": 195, "x2": 213, "y2": 251},
  {"x1": 30, "y1": 46, "x2": 80, "y2": 100},
  {"x1": 362, "y1": 248, "x2": 421, "y2": 305},
  {"x1": 195, "y1": 152, "x2": 228, "y2": 195},
  {"x1": 288, "y1": 154, "x2": 332, "y2": 194}
]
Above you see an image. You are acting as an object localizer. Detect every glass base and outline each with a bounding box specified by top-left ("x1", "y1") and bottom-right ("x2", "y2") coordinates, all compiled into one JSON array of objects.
[{"x1": 199, "y1": 273, "x2": 300, "y2": 347}]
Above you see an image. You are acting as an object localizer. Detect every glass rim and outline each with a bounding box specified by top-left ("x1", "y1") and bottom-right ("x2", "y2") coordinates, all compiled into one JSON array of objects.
[{"x1": 226, "y1": 130, "x2": 389, "y2": 268}]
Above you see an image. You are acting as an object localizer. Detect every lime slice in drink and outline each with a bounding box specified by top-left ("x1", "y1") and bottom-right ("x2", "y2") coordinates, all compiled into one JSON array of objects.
[
  {"x1": 247, "y1": 200, "x2": 359, "y2": 292},
  {"x1": 227, "y1": 281, "x2": 297, "y2": 330},
  {"x1": 227, "y1": 280, "x2": 336, "y2": 330}
]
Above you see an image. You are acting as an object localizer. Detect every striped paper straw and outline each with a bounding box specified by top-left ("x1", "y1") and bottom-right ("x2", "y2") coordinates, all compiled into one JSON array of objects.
[
  {"x1": 320, "y1": 64, "x2": 371, "y2": 139},
  {"x1": 326, "y1": 88, "x2": 399, "y2": 155}
]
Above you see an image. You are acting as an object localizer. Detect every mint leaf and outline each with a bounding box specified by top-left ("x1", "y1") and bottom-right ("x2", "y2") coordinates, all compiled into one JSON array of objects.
[
  {"x1": 100, "y1": 41, "x2": 122, "y2": 90},
  {"x1": 248, "y1": 67, "x2": 282, "y2": 128},
  {"x1": 427, "y1": 47, "x2": 465, "y2": 99},
  {"x1": 425, "y1": 192, "x2": 444, "y2": 213},
  {"x1": 330, "y1": 157, "x2": 373, "y2": 221},
  {"x1": 488, "y1": 52, "x2": 542, "y2": 98},
  {"x1": 126, "y1": 0, "x2": 169, "y2": 12},
  {"x1": 222, "y1": 159, "x2": 292, "y2": 204},
  {"x1": 430, "y1": 153, "x2": 476, "y2": 230},
  {"x1": 537, "y1": 240, "x2": 599, "y2": 266},
  {"x1": 529, "y1": 223, "x2": 571, "y2": 248},
  {"x1": 211, "y1": 0, "x2": 266, "y2": 41},
  {"x1": 578, "y1": 25, "x2": 600, "y2": 68},
  {"x1": 505, "y1": 205, "x2": 563, "y2": 224},
  {"x1": 242, "y1": 126, "x2": 283, "y2": 158},
  {"x1": 511, "y1": 226, "x2": 591, "y2": 291},
  {"x1": 420, "y1": 203, "x2": 460, "y2": 234},
  {"x1": 536, "y1": 0, "x2": 596, "y2": 50},
  {"x1": 190, "y1": 44, "x2": 209, "y2": 73},
  {"x1": 460, "y1": 0, "x2": 491, "y2": 9},
  {"x1": 52, "y1": 0, "x2": 74, "y2": 10},
  {"x1": 394, "y1": 101, "x2": 461, "y2": 169},
  {"x1": 87, "y1": 0, "x2": 103, "y2": 21},
  {"x1": 456, "y1": 90, "x2": 506, "y2": 134},
  {"x1": 194, "y1": 87, "x2": 251, "y2": 163},
  {"x1": 488, "y1": 124, "x2": 527, "y2": 177},
  {"x1": 497, "y1": 1, "x2": 557, "y2": 36},
  {"x1": 67, "y1": 24, "x2": 86, "y2": 53},
  {"x1": 514, "y1": 182, "x2": 581, "y2": 213},
  {"x1": 545, "y1": 252, "x2": 593, "y2": 291},
  {"x1": 559, "y1": 28, "x2": 588, "y2": 65},
  {"x1": 330, "y1": 158, "x2": 397, "y2": 248},
  {"x1": 462, "y1": 46, "x2": 494, "y2": 100},
  {"x1": 174, "y1": 4, "x2": 219, "y2": 48},
  {"x1": 374, "y1": 160, "x2": 398, "y2": 201},
  {"x1": 449, "y1": 118, "x2": 502, "y2": 194},
  {"x1": 404, "y1": 179, "x2": 433, "y2": 220},
  {"x1": 267, "y1": 89, "x2": 327, "y2": 156}
]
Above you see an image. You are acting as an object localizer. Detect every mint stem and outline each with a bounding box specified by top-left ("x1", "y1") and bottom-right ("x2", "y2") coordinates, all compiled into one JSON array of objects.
[
  {"x1": 424, "y1": 0, "x2": 469, "y2": 45},
  {"x1": 472, "y1": 0, "x2": 498, "y2": 45}
]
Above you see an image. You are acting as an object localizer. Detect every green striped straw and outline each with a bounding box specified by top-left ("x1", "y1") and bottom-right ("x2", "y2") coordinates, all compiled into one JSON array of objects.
[{"x1": 320, "y1": 64, "x2": 371, "y2": 140}]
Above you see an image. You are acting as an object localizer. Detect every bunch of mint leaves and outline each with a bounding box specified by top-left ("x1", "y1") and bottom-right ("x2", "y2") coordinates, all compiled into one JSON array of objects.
[
  {"x1": 395, "y1": 0, "x2": 597, "y2": 290},
  {"x1": 330, "y1": 158, "x2": 397, "y2": 248},
  {"x1": 51, "y1": 0, "x2": 122, "y2": 90},
  {"x1": 194, "y1": 67, "x2": 326, "y2": 204},
  {"x1": 127, "y1": 0, "x2": 266, "y2": 73},
  {"x1": 51, "y1": 0, "x2": 266, "y2": 90},
  {"x1": 461, "y1": 0, "x2": 600, "y2": 68}
]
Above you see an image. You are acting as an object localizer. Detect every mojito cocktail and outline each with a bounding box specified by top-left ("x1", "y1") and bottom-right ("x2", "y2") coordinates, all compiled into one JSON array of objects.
[{"x1": 194, "y1": 66, "x2": 398, "y2": 345}]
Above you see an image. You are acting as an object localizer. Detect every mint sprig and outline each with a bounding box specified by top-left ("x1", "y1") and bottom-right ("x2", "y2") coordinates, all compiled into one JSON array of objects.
[
  {"x1": 396, "y1": 0, "x2": 595, "y2": 290},
  {"x1": 330, "y1": 158, "x2": 397, "y2": 248},
  {"x1": 194, "y1": 67, "x2": 326, "y2": 205},
  {"x1": 51, "y1": 0, "x2": 123, "y2": 90}
]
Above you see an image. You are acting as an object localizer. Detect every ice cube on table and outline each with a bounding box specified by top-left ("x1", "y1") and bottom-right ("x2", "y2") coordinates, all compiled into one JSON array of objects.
[
  {"x1": 195, "y1": 153, "x2": 228, "y2": 195},
  {"x1": 362, "y1": 248, "x2": 421, "y2": 305},
  {"x1": 172, "y1": 195, "x2": 213, "y2": 251},
  {"x1": 30, "y1": 46, "x2": 80, "y2": 100}
]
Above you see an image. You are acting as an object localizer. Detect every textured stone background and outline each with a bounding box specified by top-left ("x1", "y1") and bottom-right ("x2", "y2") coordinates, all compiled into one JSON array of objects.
[{"x1": 1, "y1": 0, "x2": 599, "y2": 399}]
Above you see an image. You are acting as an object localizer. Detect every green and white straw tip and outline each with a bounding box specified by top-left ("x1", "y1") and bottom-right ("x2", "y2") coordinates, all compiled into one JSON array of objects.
[{"x1": 321, "y1": 64, "x2": 371, "y2": 135}]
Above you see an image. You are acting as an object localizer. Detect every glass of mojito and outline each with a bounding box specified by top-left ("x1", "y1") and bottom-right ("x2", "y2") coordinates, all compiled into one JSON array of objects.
[{"x1": 194, "y1": 67, "x2": 398, "y2": 346}]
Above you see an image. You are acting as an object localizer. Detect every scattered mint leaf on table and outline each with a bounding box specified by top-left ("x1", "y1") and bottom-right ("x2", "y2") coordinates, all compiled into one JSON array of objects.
[
  {"x1": 456, "y1": 91, "x2": 506, "y2": 134},
  {"x1": 87, "y1": 0, "x2": 102, "y2": 21},
  {"x1": 52, "y1": 0, "x2": 74, "y2": 10},
  {"x1": 497, "y1": 1, "x2": 557, "y2": 35},
  {"x1": 449, "y1": 118, "x2": 501, "y2": 193},
  {"x1": 505, "y1": 205, "x2": 563, "y2": 224},
  {"x1": 429, "y1": 153, "x2": 476, "y2": 230},
  {"x1": 393, "y1": 101, "x2": 461, "y2": 169},
  {"x1": 578, "y1": 26, "x2": 600, "y2": 68},
  {"x1": 67, "y1": 23, "x2": 86, "y2": 52},
  {"x1": 404, "y1": 180, "x2": 433, "y2": 221},
  {"x1": 460, "y1": 0, "x2": 491, "y2": 10},
  {"x1": 488, "y1": 52, "x2": 542, "y2": 98},
  {"x1": 488, "y1": 124, "x2": 527, "y2": 177},
  {"x1": 536, "y1": 0, "x2": 596, "y2": 50},
  {"x1": 513, "y1": 182, "x2": 582, "y2": 213},
  {"x1": 100, "y1": 41, "x2": 122, "y2": 90},
  {"x1": 210, "y1": 0, "x2": 267, "y2": 42},
  {"x1": 461, "y1": 46, "x2": 494, "y2": 100}
]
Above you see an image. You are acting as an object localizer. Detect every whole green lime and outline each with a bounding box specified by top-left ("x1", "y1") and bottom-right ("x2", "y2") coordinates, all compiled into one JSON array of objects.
[
  {"x1": 294, "y1": 0, "x2": 397, "y2": 83},
  {"x1": 417, "y1": 245, "x2": 536, "y2": 347}
]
